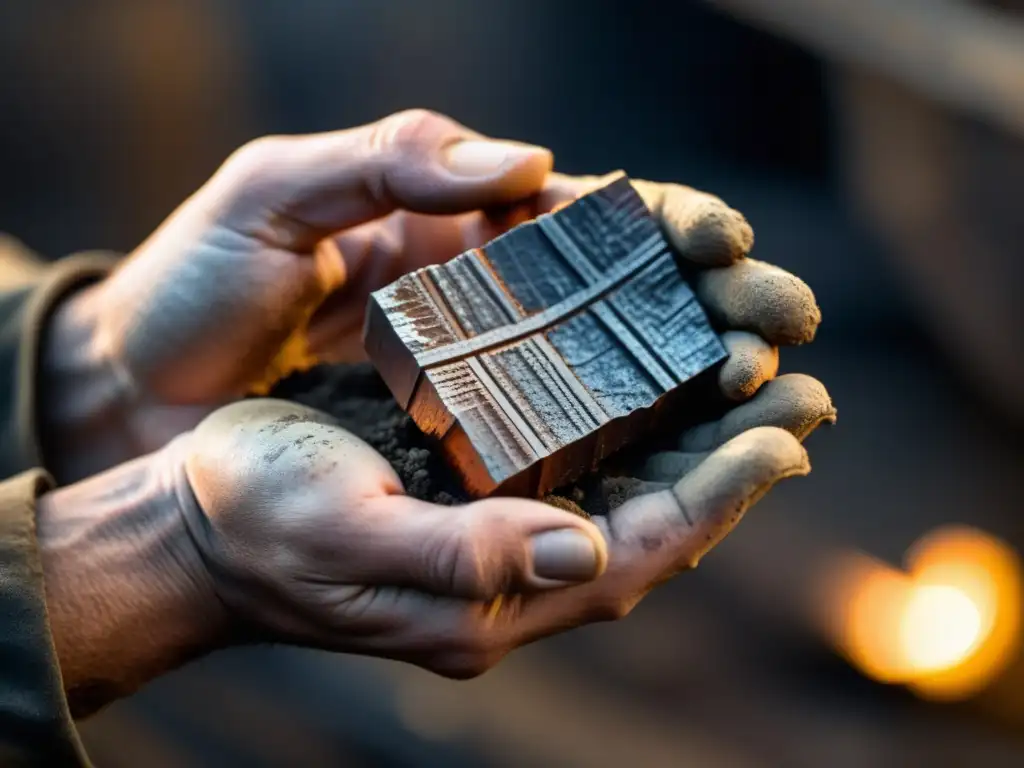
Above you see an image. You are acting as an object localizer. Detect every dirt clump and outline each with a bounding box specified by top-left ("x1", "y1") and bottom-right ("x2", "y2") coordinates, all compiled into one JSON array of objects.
[{"x1": 269, "y1": 362, "x2": 618, "y2": 517}]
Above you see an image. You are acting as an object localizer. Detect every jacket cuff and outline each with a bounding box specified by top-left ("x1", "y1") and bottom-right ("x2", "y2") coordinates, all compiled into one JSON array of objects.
[
  {"x1": 0, "y1": 253, "x2": 118, "y2": 476},
  {"x1": 0, "y1": 470, "x2": 91, "y2": 766}
]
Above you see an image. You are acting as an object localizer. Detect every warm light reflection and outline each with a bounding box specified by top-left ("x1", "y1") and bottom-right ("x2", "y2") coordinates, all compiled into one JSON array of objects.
[
  {"x1": 819, "y1": 526, "x2": 1022, "y2": 701},
  {"x1": 899, "y1": 585, "x2": 982, "y2": 675}
]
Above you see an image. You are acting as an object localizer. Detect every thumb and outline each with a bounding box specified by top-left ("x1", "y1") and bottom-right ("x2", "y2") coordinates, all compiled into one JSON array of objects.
[
  {"x1": 202, "y1": 109, "x2": 554, "y2": 252},
  {"x1": 351, "y1": 495, "x2": 609, "y2": 600}
]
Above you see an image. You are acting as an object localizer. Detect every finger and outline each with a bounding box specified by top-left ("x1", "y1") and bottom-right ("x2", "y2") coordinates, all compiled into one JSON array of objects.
[
  {"x1": 306, "y1": 201, "x2": 526, "y2": 360},
  {"x1": 607, "y1": 426, "x2": 810, "y2": 570},
  {"x1": 538, "y1": 174, "x2": 754, "y2": 266},
  {"x1": 534, "y1": 171, "x2": 606, "y2": 208},
  {"x1": 305, "y1": 173, "x2": 761, "y2": 357},
  {"x1": 340, "y1": 427, "x2": 810, "y2": 667},
  {"x1": 202, "y1": 109, "x2": 554, "y2": 252},
  {"x1": 719, "y1": 330, "x2": 779, "y2": 401},
  {"x1": 631, "y1": 373, "x2": 832, "y2": 482},
  {"x1": 631, "y1": 453, "x2": 705, "y2": 483},
  {"x1": 679, "y1": 374, "x2": 836, "y2": 452},
  {"x1": 697, "y1": 259, "x2": 821, "y2": 346},
  {"x1": 632, "y1": 179, "x2": 754, "y2": 266},
  {"x1": 345, "y1": 495, "x2": 610, "y2": 600},
  {"x1": 501, "y1": 427, "x2": 810, "y2": 646}
]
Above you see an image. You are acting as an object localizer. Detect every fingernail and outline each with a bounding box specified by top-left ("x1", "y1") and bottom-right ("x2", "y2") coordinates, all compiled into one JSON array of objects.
[
  {"x1": 530, "y1": 529, "x2": 601, "y2": 583},
  {"x1": 442, "y1": 139, "x2": 551, "y2": 177}
]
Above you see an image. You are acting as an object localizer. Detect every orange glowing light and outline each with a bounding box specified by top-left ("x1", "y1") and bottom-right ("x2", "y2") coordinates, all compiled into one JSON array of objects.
[
  {"x1": 820, "y1": 526, "x2": 1022, "y2": 701},
  {"x1": 899, "y1": 584, "x2": 983, "y2": 675}
]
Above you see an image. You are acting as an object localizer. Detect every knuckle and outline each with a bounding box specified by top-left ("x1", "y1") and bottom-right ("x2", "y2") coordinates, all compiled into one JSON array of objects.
[
  {"x1": 242, "y1": 133, "x2": 288, "y2": 158},
  {"x1": 438, "y1": 506, "x2": 523, "y2": 598},
  {"x1": 427, "y1": 517, "x2": 495, "y2": 598},
  {"x1": 370, "y1": 108, "x2": 447, "y2": 155},
  {"x1": 359, "y1": 109, "x2": 463, "y2": 210},
  {"x1": 358, "y1": 109, "x2": 448, "y2": 209},
  {"x1": 231, "y1": 134, "x2": 291, "y2": 176},
  {"x1": 214, "y1": 135, "x2": 295, "y2": 202},
  {"x1": 390, "y1": 107, "x2": 442, "y2": 131}
]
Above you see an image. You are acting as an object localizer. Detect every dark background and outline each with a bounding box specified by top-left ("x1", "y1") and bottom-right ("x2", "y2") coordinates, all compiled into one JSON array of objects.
[{"x1": 1, "y1": 1, "x2": 1022, "y2": 765}]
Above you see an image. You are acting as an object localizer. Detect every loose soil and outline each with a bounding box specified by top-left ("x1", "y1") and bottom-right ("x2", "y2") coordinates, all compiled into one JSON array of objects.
[{"x1": 269, "y1": 362, "x2": 653, "y2": 517}]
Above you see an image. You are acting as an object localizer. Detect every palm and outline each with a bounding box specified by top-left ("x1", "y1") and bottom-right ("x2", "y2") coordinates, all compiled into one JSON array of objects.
[{"x1": 304, "y1": 199, "x2": 546, "y2": 363}]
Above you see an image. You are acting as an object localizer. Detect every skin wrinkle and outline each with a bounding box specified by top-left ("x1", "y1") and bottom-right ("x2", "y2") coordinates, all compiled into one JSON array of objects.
[
  {"x1": 170, "y1": 471, "x2": 245, "y2": 639},
  {"x1": 262, "y1": 206, "x2": 332, "y2": 256},
  {"x1": 669, "y1": 485, "x2": 696, "y2": 527},
  {"x1": 38, "y1": 437, "x2": 227, "y2": 717}
]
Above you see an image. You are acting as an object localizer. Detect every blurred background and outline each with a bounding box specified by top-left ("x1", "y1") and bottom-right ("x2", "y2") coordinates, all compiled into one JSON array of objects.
[{"x1": 2, "y1": 0, "x2": 1023, "y2": 765}]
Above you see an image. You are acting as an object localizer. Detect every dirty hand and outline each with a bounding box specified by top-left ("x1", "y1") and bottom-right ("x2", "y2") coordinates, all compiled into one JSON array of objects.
[
  {"x1": 45, "y1": 109, "x2": 831, "y2": 482},
  {"x1": 38, "y1": 384, "x2": 827, "y2": 718},
  {"x1": 176, "y1": 395, "x2": 833, "y2": 677}
]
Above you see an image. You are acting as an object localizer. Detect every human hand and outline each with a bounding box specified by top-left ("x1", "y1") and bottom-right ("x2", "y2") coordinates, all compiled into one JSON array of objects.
[
  {"x1": 41, "y1": 109, "x2": 555, "y2": 480},
  {"x1": 178, "y1": 396, "x2": 824, "y2": 678},
  {"x1": 38, "y1": 394, "x2": 613, "y2": 715},
  {"x1": 43, "y1": 109, "x2": 829, "y2": 483},
  {"x1": 38, "y1": 386, "x2": 830, "y2": 719}
]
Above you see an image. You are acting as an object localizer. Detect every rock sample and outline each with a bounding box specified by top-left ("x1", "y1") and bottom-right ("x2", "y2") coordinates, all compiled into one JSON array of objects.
[{"x1": 363, "y1": 173, "x2": 726, "y2": 497}]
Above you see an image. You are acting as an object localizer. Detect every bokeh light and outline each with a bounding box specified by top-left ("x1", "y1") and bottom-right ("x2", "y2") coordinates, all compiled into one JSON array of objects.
[
  {"x1": 820, "y1": 526, "x2": 1023, "y2": 701},
  {"x1": 899, "y1": 584, "x2": 983, "y2": 675}
]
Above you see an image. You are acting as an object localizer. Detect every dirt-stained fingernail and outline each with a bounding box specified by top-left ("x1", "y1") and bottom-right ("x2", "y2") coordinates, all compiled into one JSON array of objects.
[{"x1": 531, "y1": 529, "x2": 602, "y2": 584}]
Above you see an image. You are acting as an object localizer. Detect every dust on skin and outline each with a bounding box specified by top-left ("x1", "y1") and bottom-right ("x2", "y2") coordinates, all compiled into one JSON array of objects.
[{"x1": 256, "y1": 411, "x2": 349, "y2": 484}]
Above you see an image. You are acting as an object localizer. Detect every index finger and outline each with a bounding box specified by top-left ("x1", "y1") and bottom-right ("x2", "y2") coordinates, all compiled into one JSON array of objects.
[{"x1": 201, "y1": 109, "x2": 554, "y2": 253}]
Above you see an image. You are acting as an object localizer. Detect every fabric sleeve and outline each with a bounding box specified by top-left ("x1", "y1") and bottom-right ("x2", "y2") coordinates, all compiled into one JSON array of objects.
[
  {"x1": 0, "y1": 251, "x2": 117, "y2": 478},
  {"x1": 0, "y1": 469, "x2": 92, "y2": 767},
  {"x1": 0, "y1": 243, "x2": 117, "y2": 765}
]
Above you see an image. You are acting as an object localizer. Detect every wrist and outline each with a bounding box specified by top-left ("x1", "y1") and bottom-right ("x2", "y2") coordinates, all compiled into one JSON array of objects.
[
  {"x1": 36, "y1": 435, "x2": 229, "y2": 717},
  {"x1": 38, "y1": 281, "x2": 138, "y2": 484}
]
